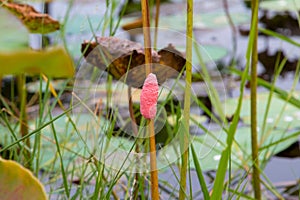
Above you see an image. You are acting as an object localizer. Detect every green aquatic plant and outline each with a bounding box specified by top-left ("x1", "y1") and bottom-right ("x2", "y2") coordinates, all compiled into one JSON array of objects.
[
  {"x1": 0, "y1": 5, "x2": 74, "y2": 170},
  {"x1": 249, "y1": 0, "x2": 261, "y2": 198},
  {"x1": 179, "y1": 0, "x2": 193, "y2": 199}
]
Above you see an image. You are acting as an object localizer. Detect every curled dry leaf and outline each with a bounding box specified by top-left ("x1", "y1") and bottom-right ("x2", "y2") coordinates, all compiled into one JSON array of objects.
[
  {"x1": 0, "y1": 0, "x2": 60, "y2": 34},
  {"x1": 81, "y1": 37, "x2": 186, "y2": 88}
]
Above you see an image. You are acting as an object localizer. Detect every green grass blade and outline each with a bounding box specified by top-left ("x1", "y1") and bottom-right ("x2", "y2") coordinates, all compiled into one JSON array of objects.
[
  {"x1": 258, "y1": 28, "x2": 300, "y2": 47},
  {"x1": 231, "y1": 67, "x2": 300, "y2": 108},
  {"x1": 191, "y1": 144, "x2": 210, "y2": 200},
  {"x1": 0, "y1": 107, "x2": 72, "y2": 153},
  {"x1": 179, "y1": 0, "x2": 193, "y2": 198},
  {"x1": 193, "y1": 44, "x2": 226, "y2": 125},
  {"x1": 211, "y1": 0, "x2": 259, "y2": 197},
  {"x1": 261, "y1": 57, "x2": 287, "y2": 136},
  {"x1": 49, "y1": 112, "x2": 70, "y2": 198}
]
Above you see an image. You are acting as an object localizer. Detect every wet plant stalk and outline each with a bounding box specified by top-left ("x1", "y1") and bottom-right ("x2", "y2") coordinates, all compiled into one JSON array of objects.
[
  {"x1": 179, "y1": 0, "x2": 193, "y2": 199},
  {"x1": 250, "y1": 0, "x2": 261, "y2": 199},
  {"x1": 141, "y1": 0, "x2": 152, "y2": 74},
  {"x1": 141, "y1": 0, "x2": 159, "y2": 199},
  {"x1": 128, "y1": 86, "x2": 140, "y2": 199},
  {"x1": 17, "y1": 75, "x2": 31, "y2": 169}
]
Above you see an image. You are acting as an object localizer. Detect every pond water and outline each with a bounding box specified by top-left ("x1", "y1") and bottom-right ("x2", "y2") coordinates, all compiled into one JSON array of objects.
[{"x1": 16, "y1": 0, "x2": 300, "y2": 198}]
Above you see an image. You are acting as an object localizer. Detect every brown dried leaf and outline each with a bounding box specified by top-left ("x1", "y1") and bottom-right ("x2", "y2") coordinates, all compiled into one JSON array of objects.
[
  {"x1": 1, "y1": 1, "x2": 60, "y2": 34},
  {"x1": 81, "y1": 37, "x2": 186, "y2": 88},
  {"x1": 156, "y1": 44, "x2": 186, "y2": 82}
]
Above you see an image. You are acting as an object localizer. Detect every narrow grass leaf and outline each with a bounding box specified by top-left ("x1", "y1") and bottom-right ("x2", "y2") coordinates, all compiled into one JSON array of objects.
[
  {"x1": 191, "y1": 144, "x2": 210, "y2": 200},
  {"x1": 258, "y1": 28, "x2": 300, "y2": 47},
  {"x1": 49, "y1": 112, "x2": 70, "y2": 198},
  {"x1": 211, "y1": 0, "x2": 259, "y2": 197}
]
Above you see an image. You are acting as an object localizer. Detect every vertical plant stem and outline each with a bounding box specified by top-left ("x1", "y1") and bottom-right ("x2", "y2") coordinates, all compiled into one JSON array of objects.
[
  {"x1": 141, "y1": 0, "x2": 159, "y2": 199},
  {"x1": 148, "y1": 119, "x2": 159, "y2": 199},
  {"x1": 179, "y1": 0, "x2": 193, "y2": 199},
  {"x1": 42, "y1": 1, "x2": 50, "y2": 47},
  {"x1": 128, "y1": 86, "x2": 140, "y2": 199},
  {"x1": 17, "y1": 75, "x2": 31, "y2": 168},
  {"x1": 0, "y1": 76, "x2": 2, "y2": 94},
  {"x1": 250, "y1": 0, "x2": 261, "y2": 199},
  {"x1": 49, "y1": 112, "x2": 70, "y2": 198},
  {"x1": 211, "y1": 0, "x2": 257, "y2": 197},
  {"x1": 141, "y1": 0, "x2": 152, "y2": 75},
  {"x1": 154, "y1": 0, "x2": 160, "y2": 50}
]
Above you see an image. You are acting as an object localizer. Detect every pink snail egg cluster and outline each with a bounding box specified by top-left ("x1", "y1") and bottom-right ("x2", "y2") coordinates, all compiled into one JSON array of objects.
[{"x1": 140, "y1": 73, "x2": 159, "y2": 119}]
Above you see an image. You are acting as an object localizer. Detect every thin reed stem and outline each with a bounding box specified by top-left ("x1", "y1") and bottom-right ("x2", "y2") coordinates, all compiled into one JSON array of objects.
[
  {"x1": 148, "y1": 119, "x2": 159, "y2": 199},
  {"x1": 17, "y1": 74, "x2": 31, "y2": 169},
  {"x1": 128, "y1": 86, "x2": 140, "y2": 199},
  {"x1": 179, "y1": 0, "x2": 193, "y2": 199},
  {"x1": 250, "y1": 0, "x2": 261, "y2": 199},
  {"x1": 141, "y1": 0, "x2": 152, "y2": 75},
  {"x1": 141, "y1": 0, "x2": 159, "y2": 199}
]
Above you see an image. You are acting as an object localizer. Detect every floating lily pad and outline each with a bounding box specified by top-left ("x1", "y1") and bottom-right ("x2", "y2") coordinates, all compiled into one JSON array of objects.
[
  {"x1": 64, "y1": 15, "x2": 102, "y2": 35},
  {"x1": 65, "y1": 38, "x2": 82, "y2": 59},
  {"x1": 162, "y1": 12, "x2": 250, "y2": 30},
  {"x1": 158, "y1": 126, "x2": 299, "y2": 171},
  {"x1": 0, "y1": 158, "x2": 47, "y2": 200},
  {"x1": 167, "y1": 113, "x2": 207, "y2": 126},
  {"x1": 260, "y1": 0, "x2": 300, "y2": 12},
  {"x1": 177, "y1": 44, "x2": 228, "y2": 64},
  {"x1": 225, "y1": 92, "x2": 300, "y2": 130},
  {"x1": 0, "y1": 8, "x2": 28, "y2": 52},
  {"x1": 122, "y1": 12, "x2": 250, "y2": 31},
  {"x1": 189, "y1": 127, "x2": 299, "y2": 171},
  {"x1": 26, "y1": 80, "x2": 68, "y2": 93},
  {"x1": 30, "y1": 113, "x2": 135, "y2": 171},
  {"x1": 158, "y1": 92, "x2": 300, "y2": 171}
]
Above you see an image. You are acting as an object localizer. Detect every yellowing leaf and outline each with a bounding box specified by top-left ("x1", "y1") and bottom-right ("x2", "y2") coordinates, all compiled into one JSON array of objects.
[
  {"x1": 0, "y1": 157, "x2": 47, "y2": 200},
  {"x1": 1, "y1": 1, "x2": 60, "y2": 34},
  {"x1": 0, "y1": 46, "x2": 74, "y2": 77}
]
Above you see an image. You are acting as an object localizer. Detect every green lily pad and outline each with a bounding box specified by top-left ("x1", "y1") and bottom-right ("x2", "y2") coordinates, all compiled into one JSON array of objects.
[
  {"x1": 158, "y1": 92, "x2": 300, "y2": 171},
  {"x1": 177, "y1": 44, "x2": 228, "y2": 64},
  {"x1": 0, "y1": 158, "x2": 47, "y2": 200},
  {"x1": 0, "y1": 8, "x2": 28, "y2": 52},
  {"x1": 121, "y1": 12, "x2": 250, "y2": 31},
  {"x1": 30, "y1": 113, "x2": 135, "y2": 172},
  {"x1": 64, "y1": 15, "x2": 102, "y2": 35},
  {"x1": 162, "y1": 12, "x2": 250, "y2": 30},
  {"x1": 191, "y1": 127, "x2": 299, "y2": 171},
  {"x1": 26, "y1": 80, "x2": 68, "y2": 93},
  {"x1": 260, "y1": 0, "x2": 300, "y2": 12},
  {"x1": 65, "y1": 39, "x2": 82, "y2": 59},
  {"x1": 158, "y1": 125, "x2": 299, "y2": 171},
  {"x1": 167, "y1": 113, "x2": 207, "y2": 126},
  {"x1": 225, "y1": 92, "x2": 300, "y2": 130}
]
